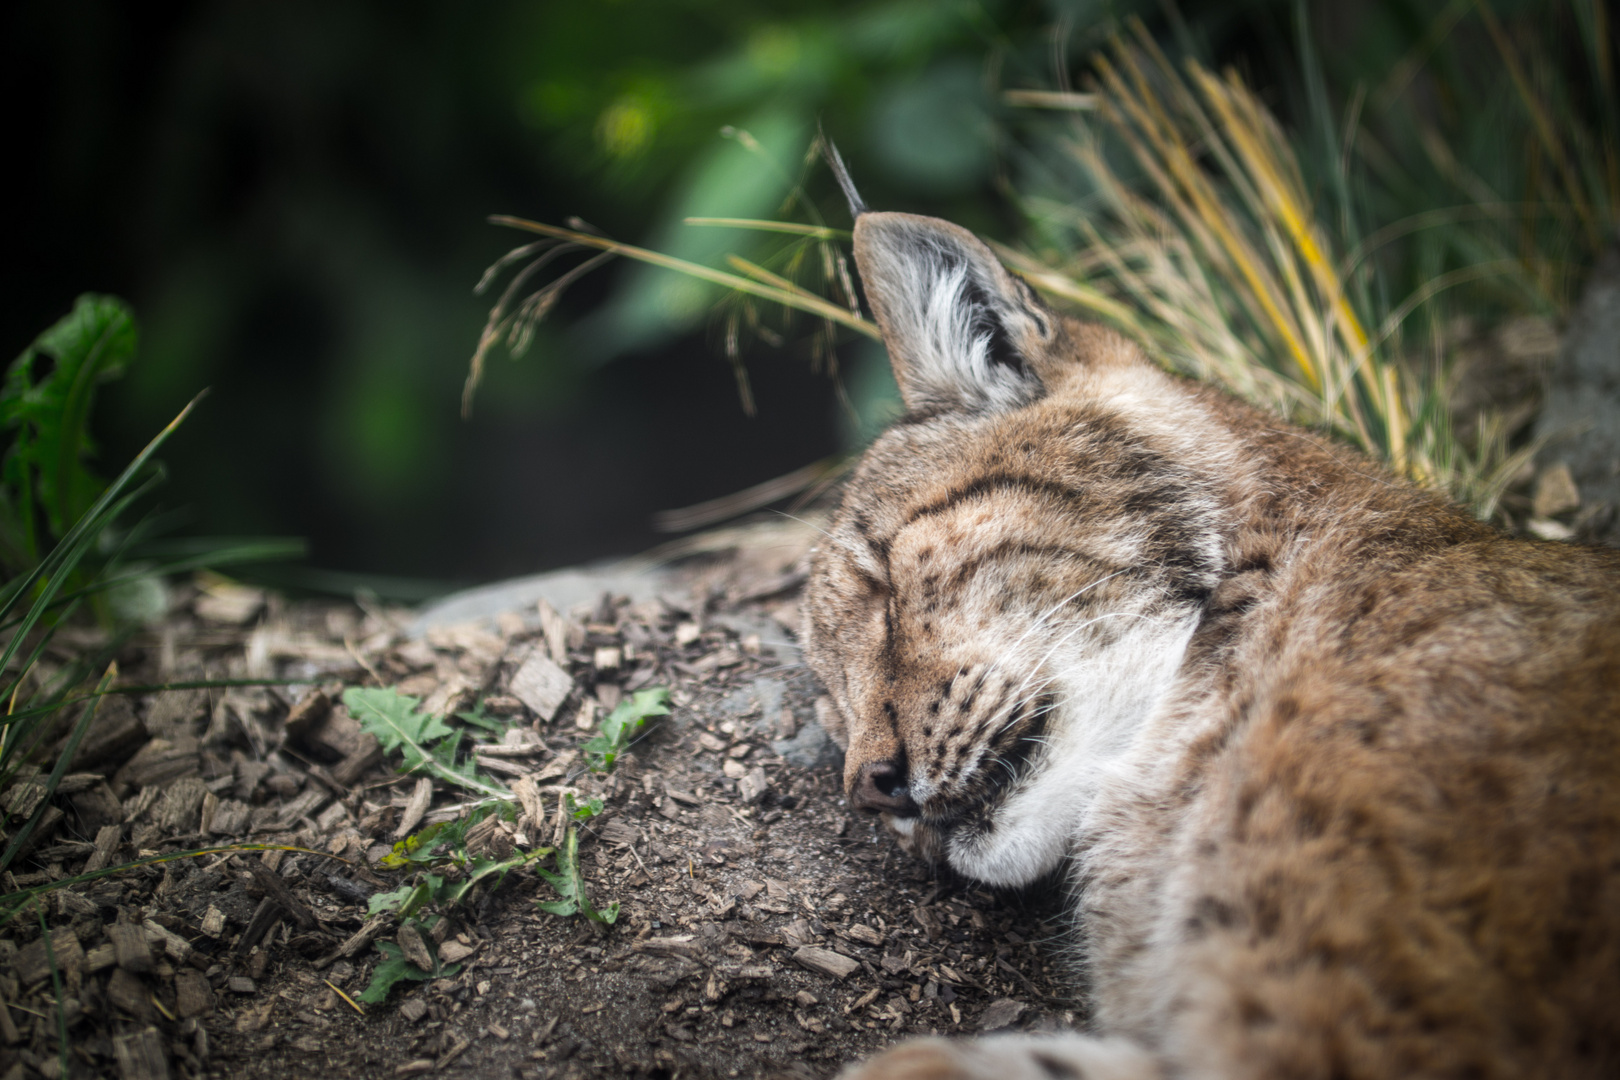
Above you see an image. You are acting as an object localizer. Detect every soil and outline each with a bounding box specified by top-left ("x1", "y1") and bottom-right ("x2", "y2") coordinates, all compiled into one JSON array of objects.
[{"x1": 0, "y1": 518, "x2": 1077, "y2": 1080}]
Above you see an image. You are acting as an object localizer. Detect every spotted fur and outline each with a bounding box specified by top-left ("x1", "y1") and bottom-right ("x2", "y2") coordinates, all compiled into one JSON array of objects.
[{"x1": 805, "y1": 212, "x2": 1620, "y2": 1079}]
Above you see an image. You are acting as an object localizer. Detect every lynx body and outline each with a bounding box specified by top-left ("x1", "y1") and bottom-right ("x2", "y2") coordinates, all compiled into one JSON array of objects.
[{"x1": 803, "y1": 209, "x2": 1620, "y2": 1079}]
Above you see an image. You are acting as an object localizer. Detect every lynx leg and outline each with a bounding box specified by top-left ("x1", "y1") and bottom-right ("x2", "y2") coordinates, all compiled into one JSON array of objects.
[{"x1": 839, "y1": 1034, "x2": 1160, "y2": 1080}]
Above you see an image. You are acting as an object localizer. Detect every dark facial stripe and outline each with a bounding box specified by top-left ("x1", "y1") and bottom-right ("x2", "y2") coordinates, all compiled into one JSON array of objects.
[
  {"x1": 902, "y1": 473, "x2": 1090, "y2": 530},
  {"x1": 937, "y1": 541, "x2": 1123, "y2": 592}
]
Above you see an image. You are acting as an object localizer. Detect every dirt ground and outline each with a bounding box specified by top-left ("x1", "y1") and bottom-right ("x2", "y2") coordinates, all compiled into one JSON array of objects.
[{"x1": 0, "y1": 519, "x2": 1078, "y2": 1080}]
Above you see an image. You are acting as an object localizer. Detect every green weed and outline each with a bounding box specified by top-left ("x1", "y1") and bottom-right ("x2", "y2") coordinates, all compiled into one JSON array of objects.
[{"x1": 581, "y1": 686, "x2": 670, "y2": 773}]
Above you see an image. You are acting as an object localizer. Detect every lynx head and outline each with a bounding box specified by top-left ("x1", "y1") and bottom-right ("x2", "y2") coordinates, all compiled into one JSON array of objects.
[{"x1": 803, "y1": 209, "x2": 1231, "y2": 886}]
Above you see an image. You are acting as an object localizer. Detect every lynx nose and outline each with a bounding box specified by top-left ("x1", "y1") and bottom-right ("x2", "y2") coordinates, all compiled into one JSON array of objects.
[{"x1": 852, "y1": 760, "x2": 920, "y2": 816}]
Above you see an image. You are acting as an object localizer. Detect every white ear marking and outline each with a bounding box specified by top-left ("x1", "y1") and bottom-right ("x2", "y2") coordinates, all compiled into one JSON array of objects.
[{"x1": 854, "y1": 213, "x2": 1051, "y2": 415}]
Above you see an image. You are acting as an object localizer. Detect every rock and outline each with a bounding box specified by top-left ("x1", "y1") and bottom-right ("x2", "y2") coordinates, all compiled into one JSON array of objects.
[
  {"x1": 978, "y1": 998, "x2": 1027, "y2": 1032},
  {"x1": 509, "y1": 650, "x2": 574, "y2": 722},
  {"x1": 1537, "y1": 239, "x2": 1620, "y2": 545},
  {"x1": 1533, "y1": 462, "x2": 1582, "y2": 519},
  {"x1": 408, "y1": 564, "x2": 677, "y2": 636},
  {"x1": 722, "y1": 759, "x2": 748, "y2": 780},
  {"x1": 772, "y1": 719, "x2": 841, "y2": 770},
  {"x1": 792, "y1": 946, "x2": 860, "y2": 980}
]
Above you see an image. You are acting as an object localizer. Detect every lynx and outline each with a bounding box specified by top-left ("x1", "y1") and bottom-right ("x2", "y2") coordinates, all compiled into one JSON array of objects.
[{"x1": 802, "y1": 188, "x2": 1620, "y2": 1079}]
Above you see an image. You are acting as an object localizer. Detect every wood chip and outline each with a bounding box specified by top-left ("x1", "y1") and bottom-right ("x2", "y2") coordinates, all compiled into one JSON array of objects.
[
  {"x1": 115, "y1": 737, "x2": 201, "y2": 789},
  {"x1": 331, "y1": 733, "x2": 384, "y2": 786},
  {"x1": 175, "y1": 969, "x2": 215, "y2": 1018},
  {"x1": 317, "y1": 914, "x2": 389, "y2": 968},
  {"x1": 634, "y1": 936, "x2": 703, "y2": 958},
  {"x1": 394, "y1": 777, "x2": 434, "y2": 840},
  {"x1": 792, "y1": 946, "x2": 860, "y2": 980},
  {"x1": 509, "y1": 650, "x2": 574, "y2": 722},
  {"x1": 537, "y1": 598, "x2": 578, "y2": 665},
  {"x1": 67, "y1": 696, "x2": 148, "y2": 772},
  {"x1": 208, "y1": 799, "x2": 252, "y2": 837},
  {"x1": 274, "y1": 785, "x2": 331, "y2": 830},
  {"x1": 86, "y1": 943, "x2": 117, "y2": 973},
  {"x1": 844, "y1": 924, "x2": 885, "y2": 948},
  {"x1": 109, "y1": 920, "x2": 154, "y2": 974},
  {"x1": 154, "y1": 776, "x2": 209, "y2": 833},
  {"x1": 283, "y1": 689, "x2": 332, "y2": 744},
  {"x1": 16, "y1": 927, "x2": 83, "y2": 985},
  {"x1": 112, "y1": 1026, "x2": 171, "y2": 1080},
  {"x1": 142, "y1": 918, "x2": 192, "y2": 964},
  {"x1": 438, "y1": 938, "x2": 478, "y2": 964},
  {"x1": 396, "y1": 922, "x2": 436, "y2": 972},
  {"x1": 83, "y1": 823, "x2": 123, "y2": 873},
  {"x1": 399, "y1": 998, "x2": 429, "y2": 1023},
  {"x1": 195, "y1": 582, "x2": 266, "y2": 624},
  {"x1": 107, "y1": 966, "x2": 154, "y2": 1020},
  {"x1": 246, "y1": 859, "x2": 319, "y2": 931},
  {"x1": 737, "y1": 767, "x2": 769, "y2": 805}
]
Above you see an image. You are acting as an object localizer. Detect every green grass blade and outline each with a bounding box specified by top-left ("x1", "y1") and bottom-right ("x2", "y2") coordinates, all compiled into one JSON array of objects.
[
  {"x1": 0, "y1": 394, "x2": 203, "y2": 672},
  {"x1": 0, "y1": 664, "x2": 117, "y2": 870}
]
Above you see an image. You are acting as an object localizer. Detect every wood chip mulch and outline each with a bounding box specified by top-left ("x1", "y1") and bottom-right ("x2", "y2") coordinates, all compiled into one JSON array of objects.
[{"x1": 0, "y1": 521, "x2": 1073, "y2": 1080}]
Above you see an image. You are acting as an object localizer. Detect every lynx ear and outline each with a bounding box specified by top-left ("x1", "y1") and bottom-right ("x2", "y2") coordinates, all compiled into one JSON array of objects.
[{"x1": 853, "y1": 212, "x2": 1057, "y2": 414}]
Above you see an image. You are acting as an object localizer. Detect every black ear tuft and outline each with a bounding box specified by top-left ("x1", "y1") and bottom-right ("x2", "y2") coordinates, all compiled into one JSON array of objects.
[{"x1": 822, "y1": 138, "x2": 868, "y2": 221}]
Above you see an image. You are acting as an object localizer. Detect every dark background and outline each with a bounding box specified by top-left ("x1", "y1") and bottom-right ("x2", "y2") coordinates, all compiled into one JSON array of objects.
[{"x1": 1, "y1": 0, "x2": 1567, "y2": 593}]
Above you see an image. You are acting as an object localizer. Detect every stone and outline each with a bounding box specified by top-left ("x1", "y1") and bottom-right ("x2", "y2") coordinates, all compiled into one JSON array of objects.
[{"x1": 978, "y1": 998, "x2": 1027, "y2": 1032}]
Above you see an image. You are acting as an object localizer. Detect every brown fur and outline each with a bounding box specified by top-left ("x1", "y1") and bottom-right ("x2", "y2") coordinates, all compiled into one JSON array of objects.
[{"x1": 806, "y1": 212, "x2": 1620, "y2": 1079}]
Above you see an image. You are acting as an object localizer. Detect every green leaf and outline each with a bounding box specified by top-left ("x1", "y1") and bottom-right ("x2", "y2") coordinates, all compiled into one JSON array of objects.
[
  {"x1": 342, "y1": 686, "x2": 508, "y2": 797},
  {"x1": 358, "y1": 940, "x2": 461, "y2": 1004},
  {"x1": 455, "y1": 701, "x2": 506, "y2": 734},
  {"x1": 581, "y1": 687, "x2": 670, "y2": 772},
  {"x1": 1, "y1": 295, "x2": 137, "y2": 562},
  {"x1": 566, "y1": 793, "x2": 605, "y2": 820},
  {"x1": 367, "y1": 884, "x2": 415, "y2": 916},
  {"x1": 344, "y1": 686, "x2": 452, "y2": 759},
  {"x1": 535, "y1": 826, "x2": 617, "y2": 924}
]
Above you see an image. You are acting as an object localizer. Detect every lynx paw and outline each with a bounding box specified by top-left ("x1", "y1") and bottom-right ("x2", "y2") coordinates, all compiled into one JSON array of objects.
[{"x1": 838, "y1": 1034, "x2": 1159, "y2": 1080}]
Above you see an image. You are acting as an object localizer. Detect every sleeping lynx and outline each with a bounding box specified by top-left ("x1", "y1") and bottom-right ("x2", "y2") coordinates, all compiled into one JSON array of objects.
[{"x1": 802, "y1": 191, "x2": 1620, "y2": 1078}]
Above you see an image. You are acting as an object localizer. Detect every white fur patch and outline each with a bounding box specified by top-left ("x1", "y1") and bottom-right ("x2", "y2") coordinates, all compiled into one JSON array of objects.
[{"x1": 945, "y1": 612, "x2": 1201, "y2": 886}]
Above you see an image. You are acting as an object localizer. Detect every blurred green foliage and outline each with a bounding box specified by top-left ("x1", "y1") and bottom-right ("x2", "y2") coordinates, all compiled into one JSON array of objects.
[
  {"x1": 0, "y1": 296, "x2": 135, "y2": 575},
  {"x1": 6, "y1": 1, "x2": 1609, "y2": 586}
]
